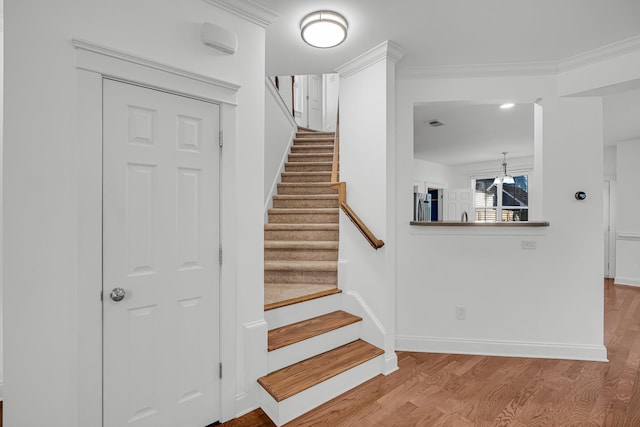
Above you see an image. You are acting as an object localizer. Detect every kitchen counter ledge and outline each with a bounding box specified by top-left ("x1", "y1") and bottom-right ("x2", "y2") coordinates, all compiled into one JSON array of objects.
[{"x1": 410, "y1": 221, "x2": 550, "y2": 227}]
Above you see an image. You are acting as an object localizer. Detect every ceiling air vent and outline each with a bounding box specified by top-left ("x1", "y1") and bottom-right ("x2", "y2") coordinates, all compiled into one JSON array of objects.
[{"x1": 426, "y1": 120, "x2": 445, "y2": 127}]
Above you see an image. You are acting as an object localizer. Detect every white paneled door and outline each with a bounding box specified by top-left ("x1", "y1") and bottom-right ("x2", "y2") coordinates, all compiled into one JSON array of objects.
[
  {"x1": 103, "y1": 79, "x2": 220, "y2": 427},
  {"x1": 444, "y1": 188, "x2": 474, "y2": 222}
]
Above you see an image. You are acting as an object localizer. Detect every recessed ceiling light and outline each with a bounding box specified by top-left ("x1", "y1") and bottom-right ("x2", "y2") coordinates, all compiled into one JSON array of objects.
[
  {"x1": 300, "y1": 11, "x2": 348, "y2": 49},
  {"x1": 499, "y1": 103, "x2": 515, "y2": 110}
]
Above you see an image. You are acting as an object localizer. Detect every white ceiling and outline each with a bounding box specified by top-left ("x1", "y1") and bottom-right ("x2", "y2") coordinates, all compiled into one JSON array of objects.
[
  {"x1": 415, "y1": 90, "x2": 640, "y2": 165},
  {"x1": 414, "y1": 102, "x2": 534, "y2": 166},
  {"x1": 258, "y1": 0, "x2": 640, "y2": 164},
  {"x1": 258, "y1": 0, "x2": 640, "y2": 76}
]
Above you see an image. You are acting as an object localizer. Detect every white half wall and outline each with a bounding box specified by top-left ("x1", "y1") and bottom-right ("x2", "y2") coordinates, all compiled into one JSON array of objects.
[
  {"x1": 615, "y1": 140, "x2": 640, "y2": 286},
  {"x1": 336, "y1": 41, "x2": 404, "y2": 372},
  {"x1": 395, "y1": 73, "x2": 606, "y2": 361}
]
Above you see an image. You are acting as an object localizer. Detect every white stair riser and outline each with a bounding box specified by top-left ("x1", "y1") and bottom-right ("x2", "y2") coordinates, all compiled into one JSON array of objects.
[
  {"x1": 268, "y1": 322, "x2": 362, "y2": 373},
  {"x1": 265, "y1": 293, "x2": 342, "y2": 329},
  {"x1": 259, "y1": 355, "x2": 384, "y2": 426}
]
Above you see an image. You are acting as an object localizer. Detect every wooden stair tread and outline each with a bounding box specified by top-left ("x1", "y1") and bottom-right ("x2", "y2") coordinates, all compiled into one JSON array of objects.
[
  {"x1": 264, "y1": 260, "x2": 337, "y2": 271},
  {"x1": 265, "y1": 287, "x2": 341, "y2": 311},
  {"x1": 264, "y1": 223, "x2": 339, "y2": 230},
  {"x1": 264, "y1": 241, "x2": 338, "y2": 249},
  {"x1": 268, "y1": 310, "x2": 362, "y2": 351},
  {"x1": 258, "y1": 339, "x2": 383, "y2": 402}
]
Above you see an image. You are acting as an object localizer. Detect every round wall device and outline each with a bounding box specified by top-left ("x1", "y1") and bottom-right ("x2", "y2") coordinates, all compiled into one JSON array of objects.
[{"x1": 575, "y1": 191, "x2": 587, "y2": 200}]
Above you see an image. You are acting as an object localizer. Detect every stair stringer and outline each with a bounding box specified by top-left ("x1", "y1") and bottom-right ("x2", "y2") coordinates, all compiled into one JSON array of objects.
[
  {"x1": 264, "y1": 127, "x2": 296, "y2": 223},
  {"x1": 339, "y1": 260, "x2": 399, "y2": 375},
  {"x1": 264, "y1": 78, "x2": 299, "y2": 222}
]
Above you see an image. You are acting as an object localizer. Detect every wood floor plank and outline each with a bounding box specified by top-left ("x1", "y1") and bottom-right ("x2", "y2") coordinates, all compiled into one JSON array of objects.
[
  {"x1": 268, "y1": 310, "x2": 361, "y2": 351},
  {"x1": 224, "y1": 280, "x2": 640, "y2": 426},
  {"x1": 258, "y1": 339, "x2": 384, "y2": 402}
]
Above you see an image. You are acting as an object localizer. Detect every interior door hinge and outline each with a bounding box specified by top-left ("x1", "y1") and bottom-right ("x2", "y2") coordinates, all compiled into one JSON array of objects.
[
  {"x1": 100, "y1": 290, "x2": 103, "y2": 302},
  {"x1": 219, "y1": 245, "x2": 223, "y2": 265},
  {"x1": 219, "y1": 362, "x2": 223, "y2": 379},
  {"x1": 219, "y1": 130, "x2": 223, "y2": 147}
]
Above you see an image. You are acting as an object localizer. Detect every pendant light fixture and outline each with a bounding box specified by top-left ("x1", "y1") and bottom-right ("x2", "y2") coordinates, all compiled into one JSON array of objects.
[
  {"x1": 492, "y1": 152, "x2": 515, "y2": 186},
  {"x1": 300, "y1": 10, "x2": 348, "y2": 48}
]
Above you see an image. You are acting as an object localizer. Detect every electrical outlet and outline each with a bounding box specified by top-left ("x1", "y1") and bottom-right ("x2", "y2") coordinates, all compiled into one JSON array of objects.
[
  {"x1": 522, "y1": 240, "x2": 537, "y2": 250},
  {"x1": 456, "y1": 306, "x2": 466, "y2": 320}
]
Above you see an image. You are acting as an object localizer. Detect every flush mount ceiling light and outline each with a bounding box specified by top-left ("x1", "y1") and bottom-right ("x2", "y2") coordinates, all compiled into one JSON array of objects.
[
  {"x1": 500, "y1": 103, "x2": 515, "y2": 110},
  {"x1": 300, "y1": 10, "x2": 348, "y2": 48}
]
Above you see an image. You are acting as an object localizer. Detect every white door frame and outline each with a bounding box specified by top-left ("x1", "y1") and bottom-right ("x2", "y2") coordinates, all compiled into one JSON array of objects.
[
  {"x1": 73, "y1": 39, "x2": 240, "y2": 426},
  {"x1": 604, "y1": 178, "x2": 617, "y2": 278}
]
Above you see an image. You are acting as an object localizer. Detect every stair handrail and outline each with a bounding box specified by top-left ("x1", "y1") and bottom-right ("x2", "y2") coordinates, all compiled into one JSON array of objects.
[{"x1": 330, "y1": 113, "x2": 385, "y2": 250}]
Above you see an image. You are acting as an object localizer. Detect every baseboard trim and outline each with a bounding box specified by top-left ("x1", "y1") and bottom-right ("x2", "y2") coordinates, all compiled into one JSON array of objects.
[
  {"x1": 383, "y1": 352, "x2": 399, "y2": 375},
  {"x1": 396, "y1": 335, "x2": 608, "y2": 362},
  {"x1": 614, "y1": 276, "x2": 640, "y2": 287},
  {"x1": 234, "y1": 392, "x2": 257, "y2": 419}
]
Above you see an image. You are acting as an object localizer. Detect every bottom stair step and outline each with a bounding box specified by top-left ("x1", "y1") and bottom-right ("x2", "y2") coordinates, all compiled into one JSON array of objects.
[
  {"x1": 258, "y1": 339, "x2": 383, "y2": 402},
  {"x1": 258, "y1": 339, "x2": 384, "y2": 426}
]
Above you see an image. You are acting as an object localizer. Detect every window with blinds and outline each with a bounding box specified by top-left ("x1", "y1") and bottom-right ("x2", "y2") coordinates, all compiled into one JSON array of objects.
[{"x1": 473, "y1": 175, "x2": 528, "y2": 222}]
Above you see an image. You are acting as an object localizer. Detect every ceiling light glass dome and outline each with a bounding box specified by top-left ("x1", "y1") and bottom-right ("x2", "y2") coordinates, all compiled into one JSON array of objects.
[{"x1": 300, "y1": 11, "x2": 348, "y2": 48}]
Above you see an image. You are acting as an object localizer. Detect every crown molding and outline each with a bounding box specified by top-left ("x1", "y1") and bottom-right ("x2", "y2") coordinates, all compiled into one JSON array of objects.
[
  {"x1": 202, "y1": 0, "x2": 279, "y2": 28},
  {"x1": 398, "y1": 61, "x2": 558, "y2": 79},
  {"x1": 335, "y1": 41, "x2": 407, "y2": 78},
  {"x1": 398, "y1": 35, "x2": 640, "y2": 79},
  {"x1": 559, "y1": 35, "x2": 640, "y2": 72}
]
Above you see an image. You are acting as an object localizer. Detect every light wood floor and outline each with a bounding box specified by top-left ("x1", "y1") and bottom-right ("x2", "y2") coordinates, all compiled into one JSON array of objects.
[{"x1": 224, "y1": 279, "x2": 640, "y2": 426}]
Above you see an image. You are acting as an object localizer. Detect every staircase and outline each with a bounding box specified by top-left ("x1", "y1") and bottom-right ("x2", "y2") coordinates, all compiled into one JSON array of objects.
[
  {"x1": 260, "y1": 130, "x2": 385, "y2": 426},
  {"x1": 264, "y1": 130, "x2": 341, "y2": 309}
]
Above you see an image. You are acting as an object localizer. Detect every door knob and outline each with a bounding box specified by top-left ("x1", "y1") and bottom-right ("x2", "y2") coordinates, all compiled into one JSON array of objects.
[{"x1": 109, "y1": 287, "x2": 126, "y2": 302}]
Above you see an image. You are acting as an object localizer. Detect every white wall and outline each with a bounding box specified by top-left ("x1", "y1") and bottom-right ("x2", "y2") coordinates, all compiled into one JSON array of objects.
[
  {"x1": 276, "y1": 75, "x2": 294, "y2": 116},
  {"x1": 4, "y1": 1, "x2": 267, "y2": 425},
  {"x1": 265, "y1": 78, "x2": 297, "y2": 209},
  {"x1": 413, "y1": 158, "x2": 453, "y2": 189},
  {"x1": 604, "y1": 145, "x2": 617, "y2": 178},
  {"x1": 395, "y1": 73, "x2": 607, "y2": 361},
  {"x1": 0, "y1": 11, "x2": 4, "y2": 400},
  {"x1": 615, "y1": 140, "x2": 640, "y2": 286},
  {"x1": 336, "y1": 42, "x2": 403, "y2": 373}
]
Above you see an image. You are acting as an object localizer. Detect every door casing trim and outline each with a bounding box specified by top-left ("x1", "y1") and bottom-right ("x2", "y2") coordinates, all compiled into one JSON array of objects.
[{"x1": 75, "y1": 39, "x2": 239, "y2": 426}]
